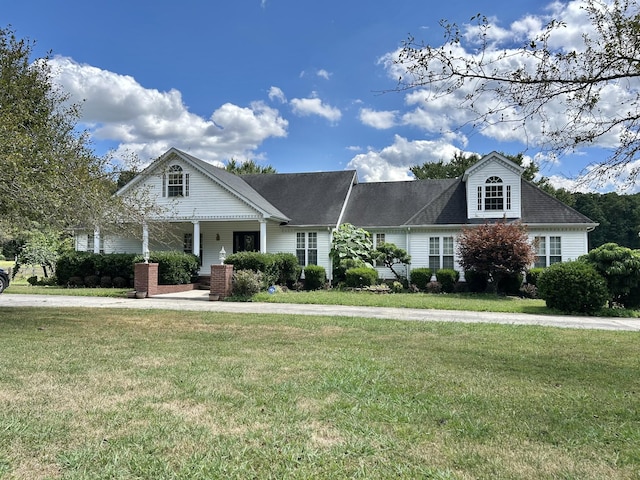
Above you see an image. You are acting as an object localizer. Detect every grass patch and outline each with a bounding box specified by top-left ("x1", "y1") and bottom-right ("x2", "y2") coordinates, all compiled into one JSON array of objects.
[{"x1": 1, "y1": 307, "x2": 638, "y2": 479}]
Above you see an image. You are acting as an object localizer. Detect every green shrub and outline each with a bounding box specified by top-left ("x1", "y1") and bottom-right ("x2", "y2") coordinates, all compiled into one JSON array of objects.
[
  {"x1": 225, "y1": 251, "x2": 301, "y2": 287},
  {"x1": 391, "y1": 281, "x2": 404, "y2": 293},
  {"x1": 137, "y1": 251, "x2": 199, "y2": 285},
  {"x1": 232, "y1": 269, "x2": 263, "y2": 298},
  {"x1": 409, "y1": 268, "x2": 432, "y2": 290},
  {"x1": 436, "y1": 269, "x2": 459, "y2": 293},
  {"x1": 112, "y1": 276, "x2": 129, "y2": 288},
  {"x1": 68, "y1": 276, "x2": 84, "y2": 287},
  {"x1": 84, "y1": 275, "x2": 100, "y2": 288},
  {"x1": 526, "y1": 267, "x2": 545, "y2": 286},
  {"x1": 100, "y1": 276, "x2": 112, "y2": 288},
  {"x1": 464, "y1": 270, "x2": 488, "y2": 293},
  {"x1": 497, "y1": 272, "x2": 524, "y2": 295},
  {"x1": 272, "y1": 252, "x2": 302, "y2": 286},
  {"x1": 27, "y1": 275, "x2": 38, "y2": 286},
  {"x1": 303, "y1": 265, "x2": 326, "y2": 290},
  {"x1": 345, "y1": 267, "x2": 378, "y2": 288},
  {"x1": 56, "y1": 252, "x2": 137, "y2": 286},
  {"x1": 537, "y1": 261, "x2": 609, "y2": 314}
]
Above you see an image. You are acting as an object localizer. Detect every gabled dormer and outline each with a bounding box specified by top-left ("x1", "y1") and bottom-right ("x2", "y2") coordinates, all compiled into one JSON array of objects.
[{"x1": 462, "y1": 152, "x2": 524, "y2": 220}]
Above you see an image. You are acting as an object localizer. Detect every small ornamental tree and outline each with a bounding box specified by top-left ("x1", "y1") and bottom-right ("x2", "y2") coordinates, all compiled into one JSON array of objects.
[
  {"x1": 373, "y1": 242, "x2": 411, "y2": 283},
  {"x1": 582, "y1": 243, "x2": 640, "y2": 307},
  {"x1": 457, "y1": 221, "x2": 534, "y2": 293}
]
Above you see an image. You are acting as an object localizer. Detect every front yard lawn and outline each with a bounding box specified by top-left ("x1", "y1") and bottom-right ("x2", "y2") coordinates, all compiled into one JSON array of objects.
[{"x1": 1, "y1": 307, "x2": 638, "y2": 479}]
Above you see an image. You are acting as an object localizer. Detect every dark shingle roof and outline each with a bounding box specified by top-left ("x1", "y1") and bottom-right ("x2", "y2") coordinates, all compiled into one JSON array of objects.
[
  {"x1": 342, "y1": 178, "x2": 459, "y2": 227},
  {"x1": 521, "y1": 181, "x2": 595, "y2": 224},
  {"x1": 242, "y1": 170, "x2": 356, "y2": 226}
]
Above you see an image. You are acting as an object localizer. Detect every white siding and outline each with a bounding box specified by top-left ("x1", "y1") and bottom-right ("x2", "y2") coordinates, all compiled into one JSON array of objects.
[
  {"x1": 466, "y1": 161, "x2": 522, "y2": 220},
  {"x1": 528, "y1": 228, "x2": 589, "y2": 264},
  {"x1": 128, "y1": 158, "x2": 261, "y2": 220}
]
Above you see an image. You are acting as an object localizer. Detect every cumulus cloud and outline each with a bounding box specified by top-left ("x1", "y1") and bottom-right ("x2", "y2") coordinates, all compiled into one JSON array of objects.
[
  {"x1": 49, "y1": 56, "x2": 288, "y2": 164},
  {"x1": 316, "y1": 69, "x2": 331, "y2": 80},
  {"x1": 347, "y1": 135, "x2": 462, "y2": 182},
  {"x1": 378, "y1": 0, "x2": 635, "y2": 174},
  {"x1": 268, "y1": 86, "x2": 287, "y2": 103},
  {"x1": 359, "y1": 108, "x2": 397, "y2": 129},
  {"x1": 290, "y1": 95, "x2": 342, "y2": 122}
]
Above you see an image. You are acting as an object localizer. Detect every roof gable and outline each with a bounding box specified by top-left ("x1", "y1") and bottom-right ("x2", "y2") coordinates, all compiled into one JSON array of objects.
[
  {"x1": 118, "y1": 148, "x2": 289, "y2": 222},
  {"x1": 462, "y1": 151, "x2": 525, "y2": 182}
]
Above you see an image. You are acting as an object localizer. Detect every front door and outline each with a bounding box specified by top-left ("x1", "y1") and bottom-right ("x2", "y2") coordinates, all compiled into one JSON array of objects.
[{"x1": 233, "y1": 231, "x2": 260, "y2": 253}]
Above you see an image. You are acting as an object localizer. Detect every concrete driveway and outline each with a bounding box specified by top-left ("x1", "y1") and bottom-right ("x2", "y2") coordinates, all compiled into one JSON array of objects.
[{"x1": 2, "y1": 291, "x2": 640, "y2": 331}]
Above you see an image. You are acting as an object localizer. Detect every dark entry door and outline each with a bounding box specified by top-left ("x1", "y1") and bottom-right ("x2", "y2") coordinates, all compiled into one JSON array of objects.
[{"x1": 233, "y1": 231, "x2": 260, "y2": 253}]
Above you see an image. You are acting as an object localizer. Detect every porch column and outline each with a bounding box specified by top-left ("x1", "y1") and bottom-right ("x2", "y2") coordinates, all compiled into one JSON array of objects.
[
  {"x1": 259, "y1": 219, "x2": 267, "y2": 253},
  {"x1": 142, "y1": 222, "x2": 149, "y2": 261},
  {"x1": 192, "y1": 221, "x2": 200, "y2": 259},
  {"x1": 93, "y1": 226, "x2": 101, "y2": 254}
]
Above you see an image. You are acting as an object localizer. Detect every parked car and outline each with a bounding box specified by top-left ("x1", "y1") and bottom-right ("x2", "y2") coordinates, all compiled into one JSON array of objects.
[{"x1": 0, "y1": 267, "x2": 9, "y2": 293}]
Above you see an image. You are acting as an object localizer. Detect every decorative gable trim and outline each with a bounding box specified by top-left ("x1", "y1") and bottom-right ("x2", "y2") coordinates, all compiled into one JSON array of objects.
[{"x1": 462, "y1": 151, "x2": 524, "y2": 182}]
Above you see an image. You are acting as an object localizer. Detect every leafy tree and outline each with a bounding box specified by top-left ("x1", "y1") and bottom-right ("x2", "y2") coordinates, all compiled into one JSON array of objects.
[
  {"x1": 373, "y1": 242, "x2": 411, "y2": 282},
  {"x1": 14, "y1": 229, "x2": 73, "y2": 278},
  {"x1": 0, "y1": 27, "x2": 120, "y2": 232},
  {"x1": 411, "y1": 151, "x2": 539, "y2": 182},
  {"x1": 394, "y1": 0, "x2": 640, "y2": 184},
  {"x1": 225, "y1": 158, "x2": 276, "y2": 174},
  {"x1": 330, "y1": 223, "x2": 374, "y2": 280},
  {"x1": 582, "y1": 242, "x2": 640, "y2": 307},
  {"x1": 457, "y1": 221, "x2": 535, "y2": 293}
]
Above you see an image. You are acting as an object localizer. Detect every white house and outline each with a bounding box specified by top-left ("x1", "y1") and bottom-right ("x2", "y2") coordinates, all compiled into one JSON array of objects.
[{"x1": 76, "y1": 148, "x2": 597, "y2": 280}]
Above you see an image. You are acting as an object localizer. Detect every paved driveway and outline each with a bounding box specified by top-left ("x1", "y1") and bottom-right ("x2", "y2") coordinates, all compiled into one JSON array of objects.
[{"x1": 2, "y1": 291, "x2": 639, "y2": 331}]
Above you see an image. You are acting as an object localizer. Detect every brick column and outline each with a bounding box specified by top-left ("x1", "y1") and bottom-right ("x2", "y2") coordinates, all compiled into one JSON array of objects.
[
  {"x1": 134, "y1": 263, "x2": 159, "y2": 298},
  {"x1": 210, "y1": 264, "x2": 233, "y2": 300}
]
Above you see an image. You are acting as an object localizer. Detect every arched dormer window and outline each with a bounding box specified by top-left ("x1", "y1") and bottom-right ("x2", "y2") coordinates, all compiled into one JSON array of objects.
[
  {"x1": 162, "y1": 165, "x2": 189, "y2": 197},
  {"x1": 477, "y1": 176, "x2": 510, "y2": 211}
]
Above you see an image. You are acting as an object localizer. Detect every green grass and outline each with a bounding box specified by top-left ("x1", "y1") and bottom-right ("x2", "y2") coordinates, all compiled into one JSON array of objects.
[{"x1": 0, "y1": 308, "x2": 638, "y2": 479}]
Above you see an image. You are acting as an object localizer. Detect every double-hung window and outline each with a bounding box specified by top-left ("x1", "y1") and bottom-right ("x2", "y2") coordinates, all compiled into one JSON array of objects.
[
  {"x1": 429, "y1": 236, "x2": 455, "y2": 270},
  {"x1": 374, "y1": 233, "x2": 386, "y2": 266},
  {"x1": 534, "y1": 235, "x2": 562, "y2": 267},
  {"x1": 296, "y1": 232, "x2": 317, "y2": 266}
]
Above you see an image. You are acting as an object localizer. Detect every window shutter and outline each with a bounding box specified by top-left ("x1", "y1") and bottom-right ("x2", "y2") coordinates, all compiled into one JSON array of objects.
[
  {"x1": 185, "y1": 173, "x2": 190, "y2": 197},
  {"x1": 162, "y1": 174, "x2": 166, "y2": 197}
]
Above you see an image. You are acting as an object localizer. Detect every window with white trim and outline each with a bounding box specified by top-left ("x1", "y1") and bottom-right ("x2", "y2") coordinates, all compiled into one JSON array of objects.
[
  {"x1": 484, "y1": 176, "x2": 504, "y2": 210},
  {"x1": 86, "y1": 234, "x2": 104, "y2": 253},
  {"x1": 374, "y1": 233, "x2": 386, "y2": 266},
  {"x1": 534, "y1": 235, "x2": 561, "y2": 267},
  {"x1": 429, "y1": 236, "x2": 455, "y2": 270},
  {"x1": 163, "y1": 165, "x2": 189, "y2": 197},
  {"x1": 296, "y1": 232, "x2": 317, "y2": 266}
]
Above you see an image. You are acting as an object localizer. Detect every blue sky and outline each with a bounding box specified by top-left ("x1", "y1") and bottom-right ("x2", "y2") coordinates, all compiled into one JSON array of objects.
[{"x1": 2, "y1": 0, "x2": 632, "y2": 191}]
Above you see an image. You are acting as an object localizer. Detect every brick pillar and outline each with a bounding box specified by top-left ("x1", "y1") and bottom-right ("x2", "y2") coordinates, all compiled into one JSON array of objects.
[
  {"x1": 210, "y1": 264, "x2": 233, "y2": 300},
  {"x1": 134, "y1": 263, "x2": 159, "y2": 298}
]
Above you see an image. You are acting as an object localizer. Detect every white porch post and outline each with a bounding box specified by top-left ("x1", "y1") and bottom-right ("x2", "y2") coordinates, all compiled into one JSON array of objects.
[
  {"x1": 142, "y1": 222, "x2": 149, "y2": 261},
  {"x1": 192, "y1": 221, "x2": 200, "y2": 258},
  {"x1": 259, "y1": 220, "x2": 267, "y2": 253},
  {"x1": 93, "y1": 227, "x2": 101, "y2": 254}
]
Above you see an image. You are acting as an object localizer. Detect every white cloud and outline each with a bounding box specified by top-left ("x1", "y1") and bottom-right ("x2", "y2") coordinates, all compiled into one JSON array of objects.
[
  {"x1": 268, "y1": 86, "x2": 287, "y2": 103},
  {"x1": 290, "y1": 96, "x2": 342, "y2": 122},
  {"x1": 359, "y1": 108, "x2": 397, "y2": 129},
  {"x1": 378, "y1": 0, "x2": 636, "y2": 175},
  {"x1": 347, "y1": 135, "x2": 462, "y2": 182},
  {"x1": 49, "y1": 56, "x2": 288, "y2": 164},
  {"x1": 317, "y1": 69, "x2": 331, "y2": 80}
]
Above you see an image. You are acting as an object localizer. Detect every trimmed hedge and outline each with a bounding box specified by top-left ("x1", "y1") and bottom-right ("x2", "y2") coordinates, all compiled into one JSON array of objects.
[
  {"x1": 409, "y1": 268, "x2": 432, "y2": 290},
  {"x1": 56, "y1": 252, "x2": 137, "y2": 287},
  {"x1": 224, "y1": 251, "x2": 301, "y2": 287},
  {"x1": 345, "y1": 267, "x2": 378, "y2": 288},
  {"x1": 526, "y1": 267, "x2": 545, "y2": 286},
  {"x1": 303, "y1": 265, "x2": 326, "y2": 290},
  {"x1": 537, "y1": 261, "x2": 608, "y2": 314},
  {"x1": 435, "y1": 269, "x2": 459, "y2": 293},
  {"x1": 136, "y1": 251, "x2": 199, "y2": 285}
]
